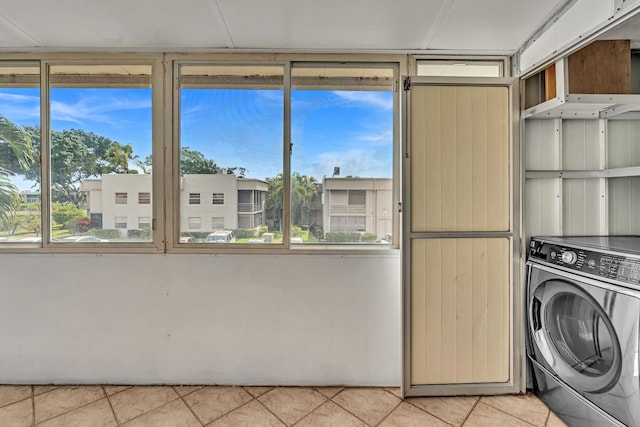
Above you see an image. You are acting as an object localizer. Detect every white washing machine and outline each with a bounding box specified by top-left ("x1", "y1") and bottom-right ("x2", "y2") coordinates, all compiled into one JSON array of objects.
[{"x1": 527, "y1": 236, "x2": 640, "y2": 427}]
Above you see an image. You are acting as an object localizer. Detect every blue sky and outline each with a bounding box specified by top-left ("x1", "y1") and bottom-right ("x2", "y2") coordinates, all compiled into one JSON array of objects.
[{"x1": 1, "y1": 86, "x2": 393, "y2": 187}]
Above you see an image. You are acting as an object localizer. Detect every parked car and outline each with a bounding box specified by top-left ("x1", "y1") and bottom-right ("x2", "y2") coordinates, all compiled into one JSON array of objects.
[
  {"x1": 205, "y1": 230, "x2": 236, "y2": 243},
  {"x1": 290, "y1": 237, "x2": 304, "y2": 244},
  {"x1": 59, "y1": 236, "x2": 108, "y2": 243},
  {"x1": 179, "y1": 236, "x2": 196, "y2": 243}
]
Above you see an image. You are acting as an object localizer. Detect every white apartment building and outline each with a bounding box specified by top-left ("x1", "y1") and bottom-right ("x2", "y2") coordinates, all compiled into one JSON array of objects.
[
  {"x1": 81, "y1": 174, "x2": 268, "y2": 235},
  {"x1": 322, "y1": 177, "x2": 392, "y2": 239}
]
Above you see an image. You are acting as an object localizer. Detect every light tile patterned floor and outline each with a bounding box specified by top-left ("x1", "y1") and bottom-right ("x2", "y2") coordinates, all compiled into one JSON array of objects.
[{"x1": 0, "y1": 385, "x2": 567, "y2": 426}]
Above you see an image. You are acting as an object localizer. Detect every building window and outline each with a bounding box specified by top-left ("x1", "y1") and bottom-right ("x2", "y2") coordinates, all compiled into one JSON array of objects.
[
  {"x1": 138, "y1": 217, "x2": 151, "y2": 229},
  {"x1": 138, "y1": 192, "x2": 150, "y2": 204},
  {"x1": 115, "y1": 192, "x2": 128, "y2": 204},
  {"x1": 348, "y1": 190, "x2": 366, "y2": 205},
  {"x1": 114, "y1": 216, "x2": 127, "y2": 229},
  {"x1": 211, "y1": 217, "x2": 225, "y2": 229},
  {"x1": 188, "y1": 217, "x2": 201, "y2": 229},
  {"x1": 189, "y1": 193, "x2": 200, "y2": 205},
  {"x1": 212, "y1": 193, "x2": 224, "y2": 205}
]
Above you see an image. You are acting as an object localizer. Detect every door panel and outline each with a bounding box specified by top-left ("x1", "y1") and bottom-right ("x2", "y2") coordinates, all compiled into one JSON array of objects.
[
  {"x1": 411, "y1": 238, "x2": 510, "y2": 385},
  {"x1": 410, "y1": 86, "x2": 509, "y2": 232}
]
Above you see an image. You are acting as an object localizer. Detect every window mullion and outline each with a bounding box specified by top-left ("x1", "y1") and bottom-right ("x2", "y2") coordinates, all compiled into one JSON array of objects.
[
  {"x1": 40, "y1": 60, "x2": 51, "y2": 248},
  {"x1": 283, "y1": 61, "x2": 292, "y2": 248}
]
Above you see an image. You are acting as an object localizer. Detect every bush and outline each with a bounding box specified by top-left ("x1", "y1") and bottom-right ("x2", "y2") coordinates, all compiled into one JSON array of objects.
[
  {"x1": 325, "y1": 231, "x2": 362, "y2": 243},
  {"x1": 127, "y1": 229, "x2": 143, "y2": 238},
  {"x1": 232, "y1": 228, "x2": 257, "y2": 239},
  {"x1": 310, "y1": 224, "x2": 323, "y2": 240},
  {"x1": 90, "y1": 229, "x2": 121, "y2": 239},
  {"x1": 74, "y1": 217, "x2": 92, "y2": 234},
  {"x1": 361, "y1": 233, "x2": 378, "y2": 242},
  {"x1": 291, "y1": 226, "x2": 303, "y2": 237},
  {"x1": 52, "y1": 204, "x2": 85, "y2": 228},
  {"x1": 258, "y1": 225, "x2": 269, "y2": 236}
]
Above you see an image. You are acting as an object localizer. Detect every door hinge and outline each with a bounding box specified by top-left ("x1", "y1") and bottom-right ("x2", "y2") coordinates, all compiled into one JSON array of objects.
[{"x1": 403, "y1": 76, "x2": 411, "y2": 91}]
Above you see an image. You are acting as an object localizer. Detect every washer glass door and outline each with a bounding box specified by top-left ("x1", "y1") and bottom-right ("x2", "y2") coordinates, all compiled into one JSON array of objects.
[{"x1": 532, "y1": 280, "x2": 621, "y2": 393}]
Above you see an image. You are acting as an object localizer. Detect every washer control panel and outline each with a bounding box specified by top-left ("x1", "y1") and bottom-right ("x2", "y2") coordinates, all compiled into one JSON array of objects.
[{"x1": 529, "y1": 240, "x2": 640, "y2": 285}]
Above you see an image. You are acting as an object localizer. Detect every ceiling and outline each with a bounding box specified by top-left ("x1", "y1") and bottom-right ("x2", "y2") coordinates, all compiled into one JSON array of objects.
[{"x1": 0, "y1": 0, "x2": 568, "y2": 53}]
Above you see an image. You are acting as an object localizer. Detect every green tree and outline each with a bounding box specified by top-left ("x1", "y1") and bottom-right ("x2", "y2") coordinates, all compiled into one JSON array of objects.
[
  {"x1": 13, "y1": 127, "x2": 119, "y2": 207},
  {"x1": 51, "y1": 204, "x2": 85, "y2": 228},
  {"x1": 265, "y1": 173, "x2": 284, "y2": 230},
  {"x1": 180, "y1": 147, "x2": 219, "y2": 174},
  {"x1": 265, "y1": 173, "x2": 320, "y2": 229},
  {"x1": 104, "y1": 142, "x2": 138, "y2": 174},
  {"x1": 0, "y1": 117, "x2": 34, "y2": 220},
  {"x1": 291, "y1": 173, "x2": 319, "y2": 226}
]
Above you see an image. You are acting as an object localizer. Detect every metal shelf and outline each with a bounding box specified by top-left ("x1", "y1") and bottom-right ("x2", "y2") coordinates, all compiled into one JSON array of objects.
[
  {"x1": 524, "y1": 94, "x2": 640, "y2": 120},
  {"x1": 525, "y1": 166, "x2": 640, "y2": 179}
]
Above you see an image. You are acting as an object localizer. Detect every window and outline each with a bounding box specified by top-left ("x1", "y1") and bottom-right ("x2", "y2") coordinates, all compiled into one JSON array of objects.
[
  {"x1": 212, "y1": 193, "x2": 224, "y2": 205},
  {"x1": 138, "y1": 217, "x2": 151, "y2": 229},
  {"x1": 138, "y1": 192, "x2": 150, "y2": 204},
  {"x1": 290, "y1": 64, "x2": 394, "y2": 245},
  {"x1": 188, "y1": 217, "x2": 201, "y2": 229},
  {"x1": 0, "y1": 55, "x2": 398, "y2": 252},
  {"x1": 114, "y1": 217, "x2": 127, "y2": 229},
  {"x1": 49, "y1": 63, "x2": 153, "y2": 244},
  {"x1": 0, "y1": 64, "x2": 41, "y2": 245},
  {"x1": 211, "y1": 217, "x2": 225, "y2": 229},
  {"x1": 115, "y1": 193, "x2": 128, "y2": 204},
  {"x1": 416, "y1": 59, "x2": 504, "y2": 77},
  {"x1": 178, "y1": 64, "x2": 283, "y2": 244}
]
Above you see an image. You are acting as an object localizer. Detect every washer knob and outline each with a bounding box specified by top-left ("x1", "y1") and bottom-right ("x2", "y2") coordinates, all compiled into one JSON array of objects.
[{"x1": 561, "y1": 251, "x2": 578, "y2": 265}]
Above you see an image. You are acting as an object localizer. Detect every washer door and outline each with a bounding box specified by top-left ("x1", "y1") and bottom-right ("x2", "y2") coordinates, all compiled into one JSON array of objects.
[{"x1": 530, "y1": 279, "x2": 622, "y2": 393}]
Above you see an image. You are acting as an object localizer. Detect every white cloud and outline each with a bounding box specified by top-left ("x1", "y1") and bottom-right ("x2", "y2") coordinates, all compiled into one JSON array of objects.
[
  {"x1": 50, "y1": 95, "x2": 151, "y2": 125},
  {"x1": 332, "y1": 91, "x2": 392, "y2": 111},
  {"x1": 0, "y1": 91, "x2": 40, "y2": 122}
]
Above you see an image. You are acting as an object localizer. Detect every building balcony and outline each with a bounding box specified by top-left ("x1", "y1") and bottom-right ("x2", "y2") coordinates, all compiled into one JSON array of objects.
[{"x1": 238, "y1": 203, "x2": 263, "y2": 213}]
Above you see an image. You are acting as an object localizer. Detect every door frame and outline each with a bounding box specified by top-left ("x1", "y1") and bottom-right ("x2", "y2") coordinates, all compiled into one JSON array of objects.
[{"x1": 401, "y1": 76, "x2": 523, "y2": 397}]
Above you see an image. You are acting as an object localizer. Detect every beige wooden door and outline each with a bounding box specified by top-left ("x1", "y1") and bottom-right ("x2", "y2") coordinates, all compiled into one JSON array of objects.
[{"x1": 403, "y1": 80, "x2": 519, "y2": 396}]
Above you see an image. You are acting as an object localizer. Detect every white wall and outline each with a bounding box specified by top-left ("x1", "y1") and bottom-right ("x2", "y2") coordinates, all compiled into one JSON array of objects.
[{"x1": 0, "y1": 252, "x2": 401, "y2": 386}]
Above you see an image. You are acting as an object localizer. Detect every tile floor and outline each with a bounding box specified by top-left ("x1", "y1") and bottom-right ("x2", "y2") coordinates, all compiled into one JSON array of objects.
[{"x1": 0, "y1": 385, "x2": 567, "y2": 426}]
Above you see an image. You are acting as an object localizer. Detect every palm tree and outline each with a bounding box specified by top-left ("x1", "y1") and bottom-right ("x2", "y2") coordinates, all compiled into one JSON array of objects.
[{"x1": 0, "y1": 116, "x2": 34, "y2": 220}]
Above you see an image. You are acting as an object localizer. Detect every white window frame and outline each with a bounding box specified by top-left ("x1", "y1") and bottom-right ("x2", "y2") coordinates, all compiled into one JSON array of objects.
[
  {"x1": 169, "y1": 57, "x2": 401, "y2": 253},
  {"x1": 0, "y1": 53, "x2": 403, "y2": 254}
]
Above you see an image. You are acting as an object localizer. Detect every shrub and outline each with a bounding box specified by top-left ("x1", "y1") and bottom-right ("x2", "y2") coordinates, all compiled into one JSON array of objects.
[
  {"x1": 52, "y1": 204, "x2": 85, "y2": 228},
  {"x1": 74, "y1": 217, "x2": 92, "y2": 234},
  {"x1": 258, "y1": 225, "x2": 269, "y2": 236},
  {"x1": 232, "y1": 228, "x2": 257, "y2": 239},
  {"x1": 127, "y1": 229, "x2": 143, "y2": 238},
  {"x1": 291, "y1": 226, "x2": 303, "y2": 237},
  {"x1": 325, "y1": 231, "x2": 362, "y2": 243},
  {"x1": 90, "y1": 229, "x2": 121, "y2": 239},
  {"x1": 361, "y1": 233, "x2": 378, "y2": 242}
]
